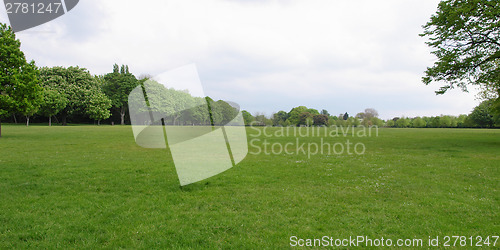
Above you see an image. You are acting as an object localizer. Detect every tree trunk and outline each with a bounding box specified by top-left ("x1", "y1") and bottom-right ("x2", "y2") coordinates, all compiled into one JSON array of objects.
[
  {"x1": 13, "y1": 114, "x2": 17, "y2": 124},
  {"x1": 62, "y1": 114, "x2": 67, "y2": 126},
  {"x1": 120, "y1": 107, "x2": 126, "y2": 125},
  {"x1": 98, "y1": 120, "x2": 101, "y2": 126},
  {"x1": 26, "y1": 116, "x2": 30, "y2": 127},
  {"x1": 173, "y1": 116, "x2": 179, "y2": 126},
  {"x1": 49, "y1": 116, "x2": 52, "y2": 126}
]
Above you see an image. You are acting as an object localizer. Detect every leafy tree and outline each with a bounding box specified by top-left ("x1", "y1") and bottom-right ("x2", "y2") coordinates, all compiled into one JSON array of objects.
[
  {"x1": 320, "y1": 109, "x2": 330, "y2": 116},
  {"x1": 347, "y1": 117, "x2": 360, "y2": 127},
  {"x1": 241, "y1": 110, "x2": 255, "y2": 125},
  {"x1": 440, "y1": 115, "x2": 452, "y2": 127},
  {"x1": 254, "y1": 113, "x2": 271, "y2": 126},
  {"x1": 169, "y1": 90, "x2": 199, "y2": 125},
  {"x1": 412, "y1": 117, "x2": 427, "y2": 128},
  {"x1": 132, "y1": 79, "x2": 213, "y2": 126},
  {"x1": 313, "y1": 114, "x2": 328, "y2": 126},
  {"x1": 0, "y1": 23, "x2": 43, "y2": 133},
  {"x1": 264, "y1": 117, "x2": 273, "y2": 126},
  {"x1": 360, "y1": 118, "x2": 370, "y2": 127},
  {"x1": 86, "y1": 90, "x2": 112, "y2": 125},
  {"x1": 431, "y1": 116, "x2": 441, "y2": 128},
  {"x1": 212, "y1": 100, "x2": 238, "y2": 125},
  {"x1": 184, "y1": 102, "x2": 210, "y2": 125},
  {"x1": 422, "y1": 116, "x2": 432, "y2": 127},
  {"x1": 469, "y1": 100, "x2": 497, "y2": 127},
  {"x1": 396, "y1": 117, "x2": 410, "y2": 128},
  {"x1": 371, "y1": 117, "x2": 384, "y2": 127},
  {"x1": 273, "y1": 111, "x2": 289, "y2": 126},
  {"x1": 288, "y1": 106, "x2": 308, "y2": 126},
  {"x1": 102, "y1": 64, "x2": 139, "y2": 125},
  {"x1": 20, "y1": 91, "x2": 42, "y2": 127},
  {"x1": 450, "y1": 116, "x2": 458, "y2": 127},
  {"x1": 298, "y1": 112, "x2": 313, "y2": 126},
  {"x1": 306, "y1": 108, "x2": 319, "y2": 115},
  {"x1": 343, "y1": 112, "x2": 349, "y2": 121},
  {"x1": 205, "y1": 97, "x2": 224, "y2": 125},
  {"x1": 38, "y1": 87, "x2": 67, "y2": 126},
  {"x1": 421, "y1": 0, "x2": 500, "y2": 99},
  {"x1": 140, "y1": 80, "x2": 179, "y2": 122},
  {"x1": 457, "y1": 114, "x2": 468, "y2": 127},
  {"x1": 358, "y1": 108, "x2": 380, "y2": 126},
  {"x1": 39, "y1": 66, "x2": 111, "y2": 125},
  {"x1": 385, "y1": 120, "x2": 395, "y2": 127},
  {"x1": 335, "y1": 118, "x2": 346, "y2": 127},
  {"x1": 142, "y1": 79, "x2": 207, "y2": 125}
]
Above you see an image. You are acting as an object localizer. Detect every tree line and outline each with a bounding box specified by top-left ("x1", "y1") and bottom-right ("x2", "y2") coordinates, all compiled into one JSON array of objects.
[
  {"x1": 4, "y1": 64, "x2": 242, "y2": 127},
  {"x1": 242, "y1": 104, "x2": 500, "y2": 129},
  {"x1": 1, "y1": 19, "x2": 499, "y2": 139},
  {"x1": 129, "y1": 79, "x2": 240, "y2": 126}
]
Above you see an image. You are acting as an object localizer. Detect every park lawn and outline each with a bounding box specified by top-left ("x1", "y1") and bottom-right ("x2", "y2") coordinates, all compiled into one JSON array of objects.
[{"x1": 0, "y1": 124, "x2": 498, "y2": 248}]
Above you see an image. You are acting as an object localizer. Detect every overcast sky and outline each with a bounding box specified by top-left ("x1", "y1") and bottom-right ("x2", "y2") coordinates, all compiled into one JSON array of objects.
[{"x1": 0, "y1": 0, "x2": 482, "y2": 119}]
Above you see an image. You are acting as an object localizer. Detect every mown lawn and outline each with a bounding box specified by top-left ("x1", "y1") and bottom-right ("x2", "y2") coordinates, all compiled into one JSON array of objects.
[{"x1": 0, "y1": 124, "x2": 498, "y2": 248}]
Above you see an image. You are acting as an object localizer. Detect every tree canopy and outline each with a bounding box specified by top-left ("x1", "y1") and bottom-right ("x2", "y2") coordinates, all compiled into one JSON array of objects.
[
  {"x1": 102, "y1": 64, "x2": 139, "y2": 125},
  {"x1": 0, "y1": 23, "x2": 42, "y2": 134},
  {"x1": 39, "y1": 66, "x2": 111, "y2": 125},
  {"x1": 287, "y1": 106, "x2": 308, "y2": 125},
  {"x1": 469, "y1": 99, "x2": 498, "y2": 128},
  {"x1": 421, "y1": 0, "x2": 500, "y2": 96},
  {"x1": 38, "y1": 87, "x2": 67, "y2": 126},
  {"x1": 130, "y1": 79, "x2": 239, "y2": 126}
]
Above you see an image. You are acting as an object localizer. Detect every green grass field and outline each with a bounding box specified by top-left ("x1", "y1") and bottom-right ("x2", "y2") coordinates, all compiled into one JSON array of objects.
[{"x1": 0, "y1": 125, "x2": 498, "y2": 248}]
